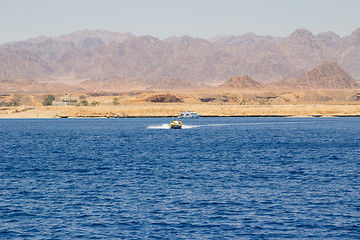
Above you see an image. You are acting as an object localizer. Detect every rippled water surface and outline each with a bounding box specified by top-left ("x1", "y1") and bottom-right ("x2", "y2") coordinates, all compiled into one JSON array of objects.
[{"x1": 1, "y1": 118, "x2": 359, "y2": 239}]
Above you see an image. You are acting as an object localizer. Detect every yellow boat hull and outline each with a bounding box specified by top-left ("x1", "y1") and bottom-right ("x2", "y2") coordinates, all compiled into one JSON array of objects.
[{"x1": 170, "y1": 123, "x2": 182, "y2": 129}]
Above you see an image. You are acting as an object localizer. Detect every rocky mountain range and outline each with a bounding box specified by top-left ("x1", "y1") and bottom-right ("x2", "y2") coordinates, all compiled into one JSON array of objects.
[
  {"x1": 1, "y1": 28, "x2": 360, "y2": 88},
  {"x1": 1, "y1": 61, "x2": 355, "y2": 93}
]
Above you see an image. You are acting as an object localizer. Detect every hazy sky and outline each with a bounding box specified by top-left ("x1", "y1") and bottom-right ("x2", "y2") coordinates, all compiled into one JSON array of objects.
[{"x1": 1, "y1": 0, "x2": 359, "y2": 44}]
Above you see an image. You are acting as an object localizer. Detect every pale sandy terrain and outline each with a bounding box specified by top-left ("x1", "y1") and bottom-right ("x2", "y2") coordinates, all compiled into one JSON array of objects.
[
  {"x1": 2, "y1": 104, "x2": 360, "y2": 118},
  {"x1": 1, "y1": 89, "x2": 360, "y2": 118}
]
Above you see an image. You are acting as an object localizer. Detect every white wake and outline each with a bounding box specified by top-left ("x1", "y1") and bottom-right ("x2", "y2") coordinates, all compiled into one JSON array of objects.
[
  {"x1": 147, "y1": 121, "x2": 307, "y2": 129},
  {"x1": 147, "y1": 124, "x2": 171, "y2": 129},
  {"x1": 147, "y1": 124, "x2": 201, "y2": 129}
]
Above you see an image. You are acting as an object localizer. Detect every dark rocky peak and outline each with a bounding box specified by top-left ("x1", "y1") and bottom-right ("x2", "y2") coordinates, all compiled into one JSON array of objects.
[
  {"x1": 289, "y1": 28, "x2": 314, "y2": 38},
  {"x1": 344, "y1": 28, "x2": 360, "y2": 45},
  {"x1": 224, "y1": 32, "x2": 259, "y2": 45},
  {"x1": 303, "y1": 61, "x2": 332, "y2": 74},
  {"x1": 177, "y1": 35, "x2": 213, "y2": 49},
  {"x1": 299, "y1": 61, "x2": 359, "y2": 89},
  {"x1": 302, "y1": 61, "x2": 347, "y2": 78},
  {"x1": 163, "y1": 36, "x2": 212, "y2": 50},
  {"x1": 24, "y1": 35, "x2": 49, "y2": 44},
  {"x1": 179, "y1": 35, "x2": 210, "y2": 44},
  {"x1": 219, "y1": 75, "x2": 264, "y2": 89},
  {"x1": 42, "y1": 38, "x2": 56, "y2": 45},
  {"x1": 350, "y1": 28, "x2": 360, "y2": 37},
  {"x1": 12, "y1": 38, "x2": 77, "y2": 62},
  {"x1": 12, "y1": 38, "x2": 55, "y2": 50},
  {"x1": 55, "y1": 29, "x2": 134, "y2": 44},
  {"x1": 40, "y1": 39, "x2": 75, "y2": 50},
  {"x1": 124, "y1": 35, "x2": 162, "y2": 48},
  {"x1": 286, "y1": 28, "x2": 316, "y2": 45},
  {"x1": 208, "y1": 32, "x2": 282, "y2": 46},
  {"x1": 79, "y1": 37, "x2": 105, "y2": 49},
  {"x1": 273, "y1": 61, "x2": 359, "y2": 89},
  {"x1": 316, "y1": 31, "x2": 342, "y2": 46},
  {"x1": 12, "y1": 41, "x2": 34, "y2": 49}
]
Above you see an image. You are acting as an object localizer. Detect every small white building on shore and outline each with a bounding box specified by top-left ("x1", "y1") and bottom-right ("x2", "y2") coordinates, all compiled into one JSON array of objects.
[{"x1": 52, "y1": 94, "x2": 78, "y2": 106}]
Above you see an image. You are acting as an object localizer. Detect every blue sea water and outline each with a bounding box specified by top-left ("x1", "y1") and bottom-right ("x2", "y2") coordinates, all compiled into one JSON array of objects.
[{"x1": 0, "y1": 117, "x2": 359, "y2": 239}]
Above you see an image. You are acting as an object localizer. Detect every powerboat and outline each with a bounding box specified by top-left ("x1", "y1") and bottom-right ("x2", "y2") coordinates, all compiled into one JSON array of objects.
[
  {"x1": 179, "y1": 110, "x2": 201, "y2": 118},
  {"x1": 170, "y1": 120, "x2": 182, "y2": 129}
]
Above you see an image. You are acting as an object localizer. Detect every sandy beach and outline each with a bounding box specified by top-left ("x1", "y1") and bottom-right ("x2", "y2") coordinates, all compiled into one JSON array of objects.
[{"x1": 2, "y1": 103, "x2": 360, "y2": 118}]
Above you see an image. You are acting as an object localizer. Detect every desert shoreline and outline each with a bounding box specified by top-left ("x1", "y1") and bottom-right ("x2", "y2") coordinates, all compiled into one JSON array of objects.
[{"x1": 1, "y1": 104, "x2": 360, "y2": 119}]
